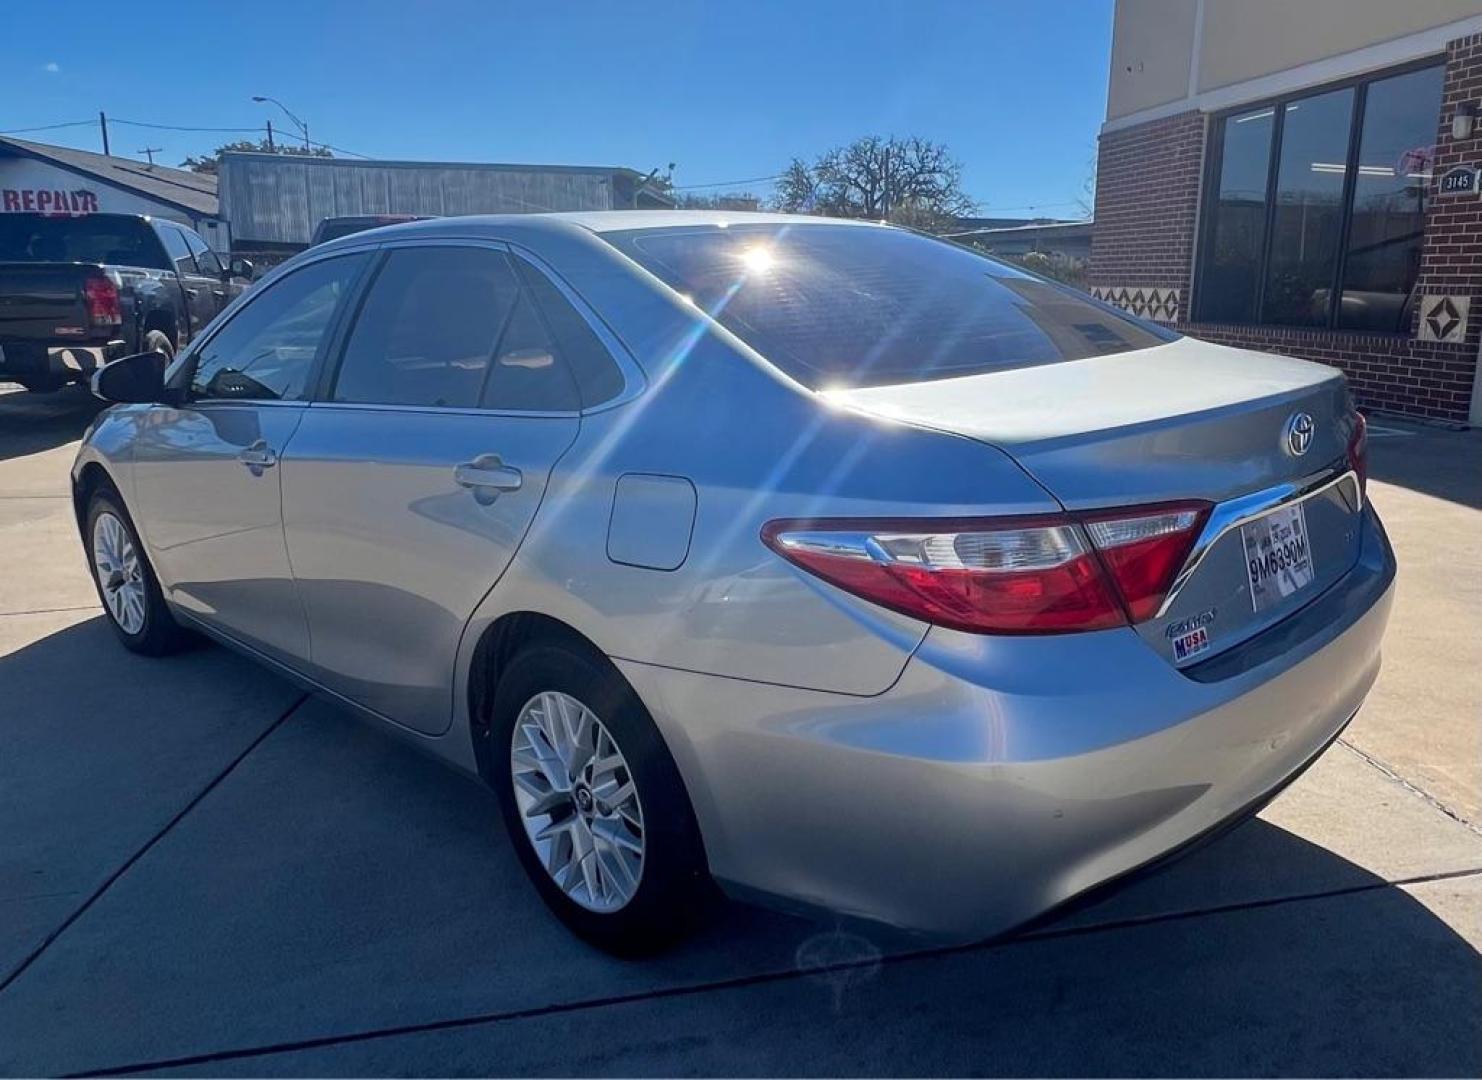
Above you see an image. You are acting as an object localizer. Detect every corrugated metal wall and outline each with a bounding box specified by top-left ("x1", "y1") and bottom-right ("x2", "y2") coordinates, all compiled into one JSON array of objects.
[{"x1": 220, "y1": 155, "x2": 622, "y2": 245}]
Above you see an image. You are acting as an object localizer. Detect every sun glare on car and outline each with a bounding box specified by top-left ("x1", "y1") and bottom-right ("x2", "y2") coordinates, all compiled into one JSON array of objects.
[{"x1": 738, "y1": 245, "x2": 776, "y2": 274}]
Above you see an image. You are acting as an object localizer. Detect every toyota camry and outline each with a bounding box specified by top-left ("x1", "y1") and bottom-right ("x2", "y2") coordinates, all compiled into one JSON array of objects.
[{"x1": 74, "y1": 212, "x2": 1393, "y2": 953}]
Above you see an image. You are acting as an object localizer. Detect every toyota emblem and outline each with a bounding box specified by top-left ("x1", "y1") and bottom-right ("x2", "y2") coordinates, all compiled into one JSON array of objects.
[{"x1": 1284, "y1": 412, "x2": 1315, "y2": 457}]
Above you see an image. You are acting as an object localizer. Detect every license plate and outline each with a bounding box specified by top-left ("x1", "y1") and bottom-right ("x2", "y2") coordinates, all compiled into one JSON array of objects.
[{"x1": 1241, "y1": 501, "x2": 1315, "y2": 613}]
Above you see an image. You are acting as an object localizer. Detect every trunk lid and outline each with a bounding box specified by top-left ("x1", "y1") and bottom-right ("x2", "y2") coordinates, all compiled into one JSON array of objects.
[
  {"x1": 0, "y1": 262, "x2": 98, "y2": 343},
  {"x1": 826, "y1": 337, "x2": 1366, "y2": 667}
]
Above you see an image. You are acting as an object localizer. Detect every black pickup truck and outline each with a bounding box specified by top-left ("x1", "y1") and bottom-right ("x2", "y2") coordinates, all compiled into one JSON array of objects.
[{"x1": 0, "y1": 212, "x2": 253, "y2": 392}]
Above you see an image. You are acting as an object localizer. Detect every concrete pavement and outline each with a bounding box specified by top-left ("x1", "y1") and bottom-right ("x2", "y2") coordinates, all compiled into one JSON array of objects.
[{"x1": 0, "y1": 384, "x2": 1478, "y2": 1076}]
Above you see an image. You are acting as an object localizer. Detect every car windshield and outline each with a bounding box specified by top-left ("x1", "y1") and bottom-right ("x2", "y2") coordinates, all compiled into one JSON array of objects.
[
  {"x1": 0, "y1": 214, "x2": 169, "y2": 269},
  {"x1": 603, "y1": 223, "x2": 1176, "y2": 389}
]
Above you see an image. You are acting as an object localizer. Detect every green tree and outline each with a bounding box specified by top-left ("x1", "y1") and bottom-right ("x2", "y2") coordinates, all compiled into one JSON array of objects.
[{"x1": 180, "y1": 139, "x2": 333, "y2": 175}]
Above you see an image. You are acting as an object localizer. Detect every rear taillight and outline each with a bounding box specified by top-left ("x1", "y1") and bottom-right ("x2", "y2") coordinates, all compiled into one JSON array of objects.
[
  {"x1": 83, "y1": 275, "x2": 121, "y2": 328},
  {"x1": 1083, "y1": 503, "x2": 1208, "y2": 623},
  {"x1": 762, "y1": 503, "x2": 1209, "y2": 635},
  {"x1": 1346, "y1": 411, "x2": 1368, "y2": 496}
]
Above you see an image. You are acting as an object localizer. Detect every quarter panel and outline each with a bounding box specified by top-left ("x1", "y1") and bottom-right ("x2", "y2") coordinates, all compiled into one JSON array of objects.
[{"x1": 459, "y1": 323, "x2": 1064, "y2": 704}]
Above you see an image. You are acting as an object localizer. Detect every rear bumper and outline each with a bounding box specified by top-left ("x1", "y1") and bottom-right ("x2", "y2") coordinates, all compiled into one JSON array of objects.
[
  {"x1": 0, "y1": 340, "x2": 126, "y2": 382},
  {"x1": 620, "y1": 505, "x2": 1396, "y2": 941}
]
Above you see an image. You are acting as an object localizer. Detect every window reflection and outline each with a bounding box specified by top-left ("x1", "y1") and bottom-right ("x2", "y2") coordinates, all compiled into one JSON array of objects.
[
  {"x1": 1193, "y1": 63, "x2": 1442, "y2": 334},
  {"x1": 1195, "y1": 106, "x2": 1273, "y2": 323},
  {"x1": 1338, "y1": 65, "x2": 1443, "y2": 332},
  {"x1": 1260, "y1": 88, "x2": 1353, "y2": 327}
]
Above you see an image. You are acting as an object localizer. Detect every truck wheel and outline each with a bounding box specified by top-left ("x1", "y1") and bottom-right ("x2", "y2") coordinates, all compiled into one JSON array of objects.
[
  {"x1": 142, "y1": 329, "x2": 176, "y2": 359},
  {"x1": 85, "y1": 488, "x2": 190, "y2": 655}
]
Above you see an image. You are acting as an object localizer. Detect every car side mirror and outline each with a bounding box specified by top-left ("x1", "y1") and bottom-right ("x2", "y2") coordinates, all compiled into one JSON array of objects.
[
  {"x1": 92, "y1": 351, "x2": 167, "y2": 404},
  {"x1": 227, "y1": 256, "x2": 254, "y2": 281}
]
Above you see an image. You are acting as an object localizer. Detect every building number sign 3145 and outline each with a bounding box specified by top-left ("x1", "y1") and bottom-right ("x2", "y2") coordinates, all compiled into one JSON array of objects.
[{"x1": 1438, "y1": 165, "x2": 1479, "y2": 195}]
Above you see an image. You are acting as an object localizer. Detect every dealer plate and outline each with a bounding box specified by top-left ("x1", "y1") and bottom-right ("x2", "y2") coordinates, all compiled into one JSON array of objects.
[{"x1": 1241, "y1": 501, "x2": 1314, "y2": 613}]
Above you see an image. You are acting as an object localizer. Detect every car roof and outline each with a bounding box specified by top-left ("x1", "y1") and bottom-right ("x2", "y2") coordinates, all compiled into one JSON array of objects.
[
  {"x1": 544, "y1": 210, "x2": 884, "y2": 233},
  {"x1": 321, "y1": 209, "x2": 885, "y2": 241},
  {"x1": 300, "y1": 210, "x2": 894, "y2": 264}
]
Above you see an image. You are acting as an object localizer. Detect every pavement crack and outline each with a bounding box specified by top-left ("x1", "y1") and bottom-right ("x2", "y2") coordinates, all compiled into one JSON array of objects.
[
  {"x1": 0, "y1": 692, "x2": 310, "y2": 997},
  {"x1": 67, "y1": 865, "x2": 1482, "y2": 1078},
  {"x1": 1338, "y1": 737, "x2": 1481, "y2": 837}
]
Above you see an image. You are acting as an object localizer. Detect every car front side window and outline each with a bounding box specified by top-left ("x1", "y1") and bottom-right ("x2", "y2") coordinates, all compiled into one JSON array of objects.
[{"x1": 189, "y1": 253, "x2": 368, "y2": 402}]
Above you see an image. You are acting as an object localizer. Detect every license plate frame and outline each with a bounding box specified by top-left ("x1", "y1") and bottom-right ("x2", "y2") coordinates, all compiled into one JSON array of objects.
[{"x1": 1240, "y1": 500, "x2": 1315, "y2": 613}]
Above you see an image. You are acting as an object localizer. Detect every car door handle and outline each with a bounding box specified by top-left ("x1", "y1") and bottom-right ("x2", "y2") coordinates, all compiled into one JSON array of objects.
[
  {"x1": 454, "y1": 454, "x2": 522, "y2": 502},
  {"x1": 237, "y1": 440, "x2": 277, "y2": 471},
  {"x1": 184, "y1": 288, "x2": 199, "y2": 298}
]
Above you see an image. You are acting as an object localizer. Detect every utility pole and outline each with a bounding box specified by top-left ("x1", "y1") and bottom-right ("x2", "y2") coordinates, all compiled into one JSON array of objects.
[
  {"x1": 99, "y1": 111, "x2": 110, "y2": 156},
  {"x1": 265, "y1": 120, "x2": 275, "y2": 151},
  {"x1": 138, "y1": 147, "x2": 162, "y2": 165}
]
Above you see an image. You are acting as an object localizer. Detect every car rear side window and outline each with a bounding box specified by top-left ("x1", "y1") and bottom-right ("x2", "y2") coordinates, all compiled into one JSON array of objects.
[
  {"x1": 332, "y1": 246, "x2": 580, "y2": 413},
  {"x1": 514, "y1": 257, "x2": 625, "y2": 407},
  {"x1": 158, "y1": 225, "x2": 196, "y2": 277},
  {"x1": 185, "y1": 231, "x2": 222, "y2": 275},
  {"x1": 603, "y1": 223, "x2": 1176, "y2": 389},
  {"x1": 0, "y1": 214, "x2": 170, "y2": 269},
  {"x1": 190, "y1": 253, "x2": 368, "y2": 402}
]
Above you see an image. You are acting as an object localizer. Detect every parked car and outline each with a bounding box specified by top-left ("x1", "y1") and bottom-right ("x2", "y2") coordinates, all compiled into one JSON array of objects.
[
  {"x1": 73, "y1": 212, "x2": 1393, "y2": 954},
  {"x1": 309, "y1": 214, "x2": 435, "y2": 247},
  {"x1": 0, "y1": 212, "x2": 252, "y2": 392}
]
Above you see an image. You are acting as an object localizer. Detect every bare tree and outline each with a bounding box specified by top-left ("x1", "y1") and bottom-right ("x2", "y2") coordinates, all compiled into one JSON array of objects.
[{"x1": 774, "y1": 136, "x2": 975, "y2": 229}]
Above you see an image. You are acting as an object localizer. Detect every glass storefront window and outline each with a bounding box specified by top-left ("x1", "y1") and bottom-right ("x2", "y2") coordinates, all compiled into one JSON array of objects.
[
  {"x1": 1338, "y1": 65, "x2": 1445, "y2": 332},
  {"x1": 1260, "y1": 89, "x2": 1353, "y2": 326},
  {"x1": 1196, "y1": 106, "x2": 1273, "y2": 324},
  {"x1": 1193, "y1": 62, "x2": 1443, "y2": 333}
]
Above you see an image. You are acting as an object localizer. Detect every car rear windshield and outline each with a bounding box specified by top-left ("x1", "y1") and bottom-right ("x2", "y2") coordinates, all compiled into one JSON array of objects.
[
  {"x1": 602, "y1": 223, "x2": 1176, "y2": 389},
  {"x1": 0, "y1": 214, "x2": 169, "y2": 269}
]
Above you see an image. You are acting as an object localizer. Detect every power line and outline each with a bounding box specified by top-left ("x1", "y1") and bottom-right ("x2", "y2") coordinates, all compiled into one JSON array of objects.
[
  {"x1": 0, "y1": 119, "x2": 94, "y2": 134},
  {"x1": 673, "y1": 173, "x2": 783, "y2": 191},
  {"x1": 111, "y1": 118, "x2": 265, "y2": 133},
  {"x1": 2, "y1": 116, "x2": 369, "y2": 159},
  {"x1": 111, "y1": 119, "x2": 371, "y2": 159}
]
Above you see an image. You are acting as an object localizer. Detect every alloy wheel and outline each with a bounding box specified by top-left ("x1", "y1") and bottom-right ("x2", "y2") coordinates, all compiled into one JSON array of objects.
[
  {"x1": 510, "y1": 691, "x2": 645, "y2": 912},
  {"x1": 92, "y1": 511, "x2": 146, "y2": 635}
]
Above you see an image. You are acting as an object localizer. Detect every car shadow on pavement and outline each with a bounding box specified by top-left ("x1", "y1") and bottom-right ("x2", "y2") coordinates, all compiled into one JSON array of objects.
[
  {"x1": 0, "y1": 621, "x2": 1478, "y2": 1075},
  {"x1": 0, "y1": 384, "x2": 104, "y2": 463}
]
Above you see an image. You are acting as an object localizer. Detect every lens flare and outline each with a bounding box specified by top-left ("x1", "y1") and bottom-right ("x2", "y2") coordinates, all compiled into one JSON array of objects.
[{"x1": 739, "y1": 246, "x2": 776, "y2": 273}]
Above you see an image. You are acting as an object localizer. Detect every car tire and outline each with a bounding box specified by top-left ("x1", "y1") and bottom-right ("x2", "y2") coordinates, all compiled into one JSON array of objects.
[
  {"x1": 489, "y1": 641, "x2": 713, "y2": 955},
  {"x1": 85, "y1": 488, "x2": 190, "y2": 655},
  {"x1": 142, "y1": 329, "x2": 176, "y2": 359}
]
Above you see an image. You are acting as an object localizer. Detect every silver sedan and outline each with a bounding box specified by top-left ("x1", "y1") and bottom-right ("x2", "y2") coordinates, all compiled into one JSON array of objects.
[{"x1": 73, "y1": 212, "x2": 1394, "y2": 953}]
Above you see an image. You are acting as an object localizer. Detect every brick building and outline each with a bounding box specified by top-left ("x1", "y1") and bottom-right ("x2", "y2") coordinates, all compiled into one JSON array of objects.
[{"x1": 1090, "y1": 0, "x2": 1482, "y2": 425}]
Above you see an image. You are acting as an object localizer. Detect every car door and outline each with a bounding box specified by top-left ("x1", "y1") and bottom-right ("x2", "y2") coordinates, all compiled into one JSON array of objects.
[
  {"x1": 182, "y1": 229, "x2": 235, "y2": 317},
  {"x1": 156, "y1": 222, "x2": 216, "y2": 347},
  {"x1": 130, "y1": 251, "x2": 371, "y2": 665},
  {"x1": 280, "y1": 242, "x2": 585, "y2": 734}
]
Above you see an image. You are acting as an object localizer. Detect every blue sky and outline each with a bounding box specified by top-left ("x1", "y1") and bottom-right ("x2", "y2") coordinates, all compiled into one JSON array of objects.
[{"x1": 2, "y1": 0, "x2": 1113, "y2": 217}]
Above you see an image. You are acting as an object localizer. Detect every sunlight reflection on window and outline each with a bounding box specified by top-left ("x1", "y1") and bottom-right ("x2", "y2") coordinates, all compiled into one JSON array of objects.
[{"x1": 739, "y1": 246, "x2": 776, "y2": 274}]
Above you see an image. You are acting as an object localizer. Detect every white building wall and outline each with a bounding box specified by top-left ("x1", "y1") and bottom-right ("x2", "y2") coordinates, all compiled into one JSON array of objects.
[{"x1": 0, "y1": 158, "x2": 228, "y2": 250}]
